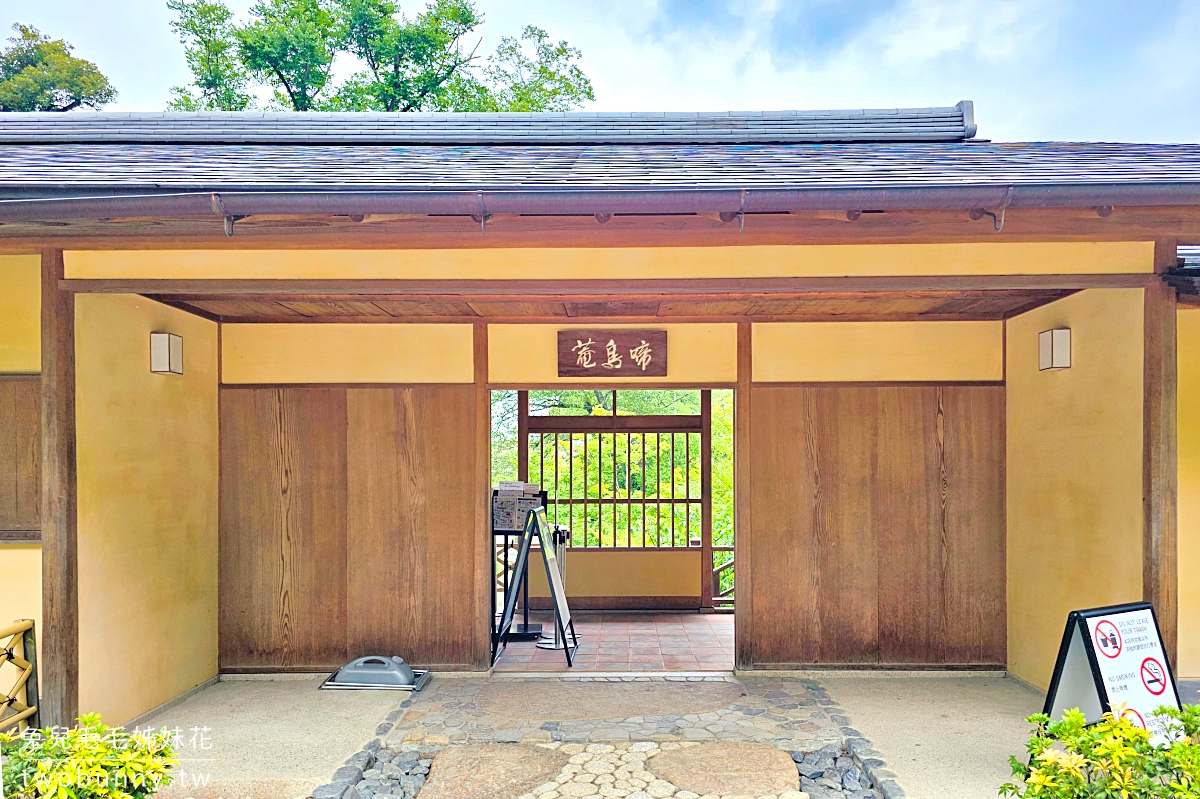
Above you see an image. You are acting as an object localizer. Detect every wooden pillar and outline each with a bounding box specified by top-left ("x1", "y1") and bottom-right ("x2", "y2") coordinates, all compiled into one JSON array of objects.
[
  {"x1": 734, "y1": 322, "x2": 753, "y2": 669},
  {"x1": 517, "y1": 391, "x2": 529, "y2": 482},
  {"x1": 1144, "y1": 240, "x2": 1178, "y2": 665},
  {"x1": 700, "y1": 390, "x2": 713, "y2": 609},
  {"x1": 473, "y1": 322, "x2": 492, "y2": 668},
  {"x1": 40, "y1": 249, "x2": 78, "y2": 726}
]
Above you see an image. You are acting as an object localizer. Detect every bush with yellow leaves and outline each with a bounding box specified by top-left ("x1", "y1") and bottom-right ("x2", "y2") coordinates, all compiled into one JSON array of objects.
[
  {"x1": 0, "y1": 713, "x2": 176, "y2": 799},
  {"x1": 1001, "y1": 703, "x2": 1200, "y2": 798}
]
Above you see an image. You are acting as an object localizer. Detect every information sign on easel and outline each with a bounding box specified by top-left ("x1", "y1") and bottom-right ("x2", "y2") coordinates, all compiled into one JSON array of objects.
[
  {"x1": 1043, "y1": 602, "x2": 1180, "y2": 743},
  {"x1": 492, "y1": 506, "x2": 580, "y2": 667}
]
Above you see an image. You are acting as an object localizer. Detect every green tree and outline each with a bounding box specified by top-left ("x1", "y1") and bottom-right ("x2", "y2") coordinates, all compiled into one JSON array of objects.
[
  {"x1": 0, "y1": 24, "x2": 116, "y2": 111},
  {"x1": 330, "y1": 0, "x2": 482, "y2": 111},
  {"x1": 167, "y1": 0, "x2": 256, "y2": 110},
  {"x1": 445, "y1": 25, "x2": 593, "y2": 112},
  {"x1": 167, "y1": 0, "x2": 593, "y2": 112},
  {"x1": 235, "y1": 0, "x2": 340, "y2": 111}
]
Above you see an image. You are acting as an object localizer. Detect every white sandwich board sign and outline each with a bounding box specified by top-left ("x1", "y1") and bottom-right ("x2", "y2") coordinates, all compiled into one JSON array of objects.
[{"x1": 1044, "y1": 602, "x2": 1180, "y2": 744}]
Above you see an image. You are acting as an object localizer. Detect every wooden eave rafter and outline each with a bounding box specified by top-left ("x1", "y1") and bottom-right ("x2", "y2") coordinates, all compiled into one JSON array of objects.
[{"x1": 9, "y1": 205, "x2": 1200, "y2": 250}]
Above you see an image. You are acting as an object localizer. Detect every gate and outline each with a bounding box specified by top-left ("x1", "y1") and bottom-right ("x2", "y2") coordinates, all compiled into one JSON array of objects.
[{"x1": 515, "y1": 389, "x2": 731, "y2": 607}]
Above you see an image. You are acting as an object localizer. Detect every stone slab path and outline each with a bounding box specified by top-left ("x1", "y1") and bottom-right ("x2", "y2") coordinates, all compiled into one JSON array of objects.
[
  {"x1": 383, "y1": 675, "x2": 841, "y2": 751},
  {"x1": 315, "y1": 675, "x2": 896, "y2": 799}
]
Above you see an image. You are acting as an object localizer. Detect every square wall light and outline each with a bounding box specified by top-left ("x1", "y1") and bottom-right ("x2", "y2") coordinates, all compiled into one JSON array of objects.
[
  {"x1": 1038, "y1": 328, "x2": 1071, "y2": 371},
  {"x1": 150, "y1": 332, "x2": 183, "y2": 375}
]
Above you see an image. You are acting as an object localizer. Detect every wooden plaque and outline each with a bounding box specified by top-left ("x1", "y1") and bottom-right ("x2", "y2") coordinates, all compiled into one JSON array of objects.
[{"x1": 557, "y1": 330, "x2": 668, "y2": 377}]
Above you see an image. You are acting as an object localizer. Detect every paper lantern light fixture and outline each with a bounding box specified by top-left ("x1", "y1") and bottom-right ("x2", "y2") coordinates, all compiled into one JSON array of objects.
[
  {"x1": 150, "y1": 332, "x2": 183, "y2": 374},
  {"x1": 1038, "y1": 328, "x2": 1071, "y2": 371}
]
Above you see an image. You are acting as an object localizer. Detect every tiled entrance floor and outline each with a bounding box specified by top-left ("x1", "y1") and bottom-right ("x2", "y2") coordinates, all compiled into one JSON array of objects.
[{"x1": 493, "y1": 611, "x2": 734, "y2": 671}]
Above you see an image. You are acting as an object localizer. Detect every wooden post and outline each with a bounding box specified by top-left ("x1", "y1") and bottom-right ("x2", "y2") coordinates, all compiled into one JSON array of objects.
[
  {"x1": 40, "y1": 249, "x2": 78, "y2": 727},
  {"x1": 473, "y1": 322, "x2": 492, "y2": 669},
  {"x1": 734, "y1": 322, "x2": 753, "y2": 669},
  {"x1": 1144, "y1": 240, "x2": 1178, "y2": 665},
  {"x1": 517, "y1": 391, "x2": 529, "y2": 482},
  {"x1": 700, "y1": 390, "x2": 713, "y2": 609}
]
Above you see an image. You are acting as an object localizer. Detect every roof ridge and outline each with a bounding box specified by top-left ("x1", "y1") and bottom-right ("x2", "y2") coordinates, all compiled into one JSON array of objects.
[{"x1": 0, "y1": 103, "x2": 977, "y2": 145}]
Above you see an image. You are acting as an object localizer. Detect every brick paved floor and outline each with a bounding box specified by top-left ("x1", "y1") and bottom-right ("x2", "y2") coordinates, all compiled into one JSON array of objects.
[{"x1": 493, "y1": 611, "x2": 734, "y2": 672}]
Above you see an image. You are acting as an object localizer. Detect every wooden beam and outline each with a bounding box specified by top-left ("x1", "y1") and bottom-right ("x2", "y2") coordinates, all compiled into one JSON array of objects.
[
  {"x1": 734, "y1": 322, "x2": 753, "y2": 669},
  {"x1": 7, "y1": 205, "x2": 1200, "y2": 247},
  {"x1": 1144, "y1": 242, "x2": 1179, "y2": 665},
  {"x1": 473, "y1": 322, "x2": 491, "y2": 669},
  {"x1": 66, "y1": 274, "x2": 1156, "y2": 296},
  {"x1": 40, "y1": 249, "x2": 78, "y2": 727}
]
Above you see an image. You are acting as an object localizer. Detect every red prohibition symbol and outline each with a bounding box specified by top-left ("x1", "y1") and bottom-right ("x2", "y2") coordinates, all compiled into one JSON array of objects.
[
  {"x1": 1121, "y1": 707, "x2": 1147, "y2": 729},
  {"x1": 1141, "y1": 658, "x2": 1167, "y2": 696},
  {"x1": 1094, "y1": 620, "x2": 1122, "y2": 658}
]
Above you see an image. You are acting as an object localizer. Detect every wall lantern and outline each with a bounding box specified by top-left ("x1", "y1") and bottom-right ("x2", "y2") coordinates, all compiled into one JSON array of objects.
[
  {"x1": 1038, "y1": 328, "x2": 1071, "y2": 371},
  {"x1": 150, "y1": 332, "x2": 183, "y2": 375}
]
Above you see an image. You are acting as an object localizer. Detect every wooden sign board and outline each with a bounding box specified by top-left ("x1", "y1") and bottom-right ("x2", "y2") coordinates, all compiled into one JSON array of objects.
[
  {"x1": 1044, "y1": 602, "x2": 1180, "y2": 744},
  {"x1": 558, "y1": 330, "x2": 667, "y2": 377}
]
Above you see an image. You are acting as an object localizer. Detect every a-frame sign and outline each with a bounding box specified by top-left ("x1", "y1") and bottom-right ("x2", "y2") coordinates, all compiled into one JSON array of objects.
[
  {"x1": 1044, "y1": 602, "x2": 1180, "y2": 743},
  {"x1": 492, "y1": 506, "x2": 580, "y2": 667}
]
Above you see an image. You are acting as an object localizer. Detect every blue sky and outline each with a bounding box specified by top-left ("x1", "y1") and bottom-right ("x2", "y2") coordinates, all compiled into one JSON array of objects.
[{"x1": 8, "y1": 0, "x2": 1200, "y2": 142}]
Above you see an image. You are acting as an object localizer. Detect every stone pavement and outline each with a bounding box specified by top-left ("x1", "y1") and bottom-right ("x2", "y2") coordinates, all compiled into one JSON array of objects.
[{"x1": 314, "y1": 674, "x2": 899, "y2": 799}]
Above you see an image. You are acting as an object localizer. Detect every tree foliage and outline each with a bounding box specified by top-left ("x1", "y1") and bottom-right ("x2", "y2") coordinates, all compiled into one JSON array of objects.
[
  {"x1": 331, "y1": 0, "x2": 481, "y2": 111},
  {"x1": 167, "y1": 0, "x2": 593, "y2": 112},
  {"x1": 168, "y1": 0, "x2": 256, "y2": 110},
  {"x1": 0, "y1": 24, "x2": 116, "y2": 112},
  {"x1": 236, "y1": 0, "x2": 341, "y2": 111}
]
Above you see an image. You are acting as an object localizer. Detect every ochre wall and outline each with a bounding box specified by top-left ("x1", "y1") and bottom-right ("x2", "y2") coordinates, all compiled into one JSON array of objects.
[
  {"x1": 490, "y1": 324, "x2": 737, "y2": 384},
  {"x1": 1006, "y1": 288, "x2": 1145, "y2": 690},
  {"x1": 1177, "y1": 308, "x2": 1200, "y2": 678},
  {"x1": 76, "y1": 294, "x2": 219, "y2": 724},
  {"x1": 221, "y1": 323, "x2": 474, "y2": 384},
  {"x1": 752, "y1": 321, "x2": 1004, "y2": 382},
  {"x1": 64, "y1": 242, "x2": 1153, "y2": 280},
  {"x1": 527, "y1": 550, "x2": 702, "y2": 602},
  {"x1": 0, "y1": 258, "x2": 41, "y2": 675},
  {"x1": 0, "y1": 255, "x2": 40, "y2": 373}
]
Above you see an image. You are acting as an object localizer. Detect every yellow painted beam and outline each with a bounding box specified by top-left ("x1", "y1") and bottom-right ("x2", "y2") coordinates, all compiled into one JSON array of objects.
[
  {"x1": 64, "y1": 241, "x2": 1156, "y2": 281},
  {"x1": 222, "y1": 323, "x2": 475, "y2": 384}
]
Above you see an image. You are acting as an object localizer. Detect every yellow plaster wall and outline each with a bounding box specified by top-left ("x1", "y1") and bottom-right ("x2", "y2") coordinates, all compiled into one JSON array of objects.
[
  {"x1": 752, "y1": 321, "x2": 1003, "y2": 382},
  {"x1": 490, "y1": 324, "x2": 737, "y2": 384},
  {"x1": 221, "y1": 323, "x2": 474, "y2": 384},
  {"x1": 1177, "y1": 308, "x2": 1200, "y2": 678},
  {"x1": 1006, "y1": 288, "x2": 1145, "y2": 690},
  {"x1": 0, "y1": 545, "x2": 42, "y2": 699},
  {"x1": 527, "y1": 550, "x2": 702, "y2": 598},
  {"x1": 76, "y1": 294, "x2": 219, "y2": 724},
  {"x1": 0, "y1": 255, "x2": 40, "y2": 373},
  {"x1": 64, "y1": 242, "x2": 1154, "y2": 281}
]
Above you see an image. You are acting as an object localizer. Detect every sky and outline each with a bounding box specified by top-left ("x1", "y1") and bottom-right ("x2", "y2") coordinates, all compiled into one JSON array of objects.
[{"x1": 8, "y1": 0, "x2": 1200, "y2": 142}]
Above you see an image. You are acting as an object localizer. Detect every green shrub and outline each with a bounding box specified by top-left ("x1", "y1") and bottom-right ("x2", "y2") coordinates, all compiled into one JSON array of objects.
[
  {"x1": 0, "y1": 713, "x2": 176, "y2": 799},
  {"x1": 1001, "y1": 703, "x2": 1200, "y2": 798}
]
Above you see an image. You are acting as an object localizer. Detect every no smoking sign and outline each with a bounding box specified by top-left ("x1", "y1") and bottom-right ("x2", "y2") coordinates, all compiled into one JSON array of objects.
[
  {"x1": 1046, "y1": 603, "x2": 1180, "y2": 745},
  {"x1": 1141, "y1": 658, "x2": 1167, "y2": 696}
]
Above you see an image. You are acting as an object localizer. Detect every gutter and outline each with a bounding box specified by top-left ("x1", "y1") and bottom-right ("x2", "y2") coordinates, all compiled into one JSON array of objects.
[{"x1": 1, "y1": 182, "x2": 1200, "y2": 223}]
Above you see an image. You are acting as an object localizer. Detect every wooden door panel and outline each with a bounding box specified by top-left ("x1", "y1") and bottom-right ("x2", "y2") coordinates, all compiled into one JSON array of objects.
[
  {"x1": 0, "y1": 377, "x2": 40, "y2": 531},
  {"x1": 748, "y1": 384, "x2": 1004, "y2": 666},
  {"x1": 346, "y1": 386, "x2": 478, "y2": 667},
  {"x1": 219, "y1": 388, "x2": 349, "y2": 670}
]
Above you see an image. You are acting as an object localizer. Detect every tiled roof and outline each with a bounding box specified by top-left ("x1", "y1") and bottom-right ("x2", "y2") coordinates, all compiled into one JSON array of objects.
[
  {"x1": 3, "y1": 141, "x2": 1200, "y2": 192},
  {"x1": 0, "y1": 103, "x2": 977, "y2": 145}
]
